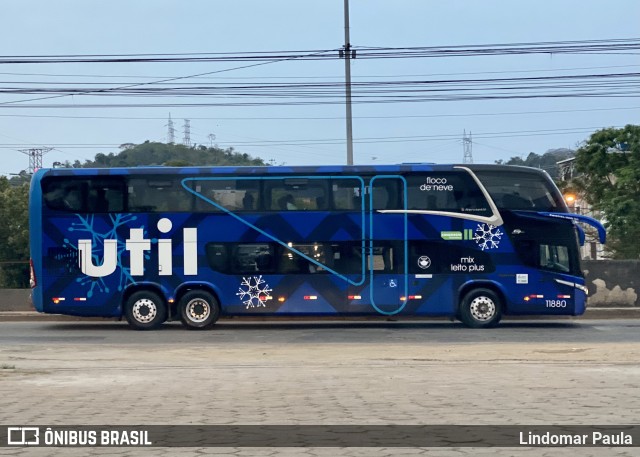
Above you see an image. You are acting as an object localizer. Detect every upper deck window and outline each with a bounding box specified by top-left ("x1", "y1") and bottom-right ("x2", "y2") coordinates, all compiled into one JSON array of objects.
[
  {"x1": 472, "y1": 170, "x2": 565, "y2": 212},
  {"x1": 42, "y1": 177, "x2": 125, "y2": 213},
  {"x1": 191, "y1": 179, "x2": 259, "y2": 212},
  {"x1": 405, "y1": 172, "x2": 492, "y2": 216},
  {"x1": 128, "y1": 178, "x2": 192, "y2": 212},
  {"x1": 265, "y1": 179, "x2": 329, "y2": 211}
]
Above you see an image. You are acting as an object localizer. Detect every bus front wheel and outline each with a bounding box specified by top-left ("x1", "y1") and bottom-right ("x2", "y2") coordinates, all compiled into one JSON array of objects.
[
  {"x1": 179, "y1": 290, "x2": 220, "y2": 330},
  {"x1": 124, "y1": 291, "x2": 167, "y2": 330},
  {"x1": 459, "y1": 288, "x2": 502, "y2": 328}
]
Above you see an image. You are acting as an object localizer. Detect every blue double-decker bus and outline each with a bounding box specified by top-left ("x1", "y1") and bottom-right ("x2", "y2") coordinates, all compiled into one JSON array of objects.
[{"x1": 29, "y1": 164, "x2": 605, "y2": 329}]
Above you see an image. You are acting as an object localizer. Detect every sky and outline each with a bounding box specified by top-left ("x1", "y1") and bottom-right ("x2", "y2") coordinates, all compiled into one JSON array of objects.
[{"x1": 0, "y1": 0, "x2": 638, "y2": 175}]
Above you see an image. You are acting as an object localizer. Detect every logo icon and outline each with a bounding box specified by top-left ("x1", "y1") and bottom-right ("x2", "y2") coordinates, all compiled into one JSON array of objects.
[
  {"x1": 417, "y1": 256, "x2": 431, "y2": 270},
  {"x1": 7, "y1": 427, "x2": 40, "y2": 445}
]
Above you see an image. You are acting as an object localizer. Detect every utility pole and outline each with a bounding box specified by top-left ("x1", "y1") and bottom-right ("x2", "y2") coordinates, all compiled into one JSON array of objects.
[
  {"x1": 463, "y1": 130, "x2": 473, "y2": 164},
  {"x1": 342, "y1": 0, "x2": 354, "y2": 165},
  {"x1": 19, "y1": 147, "x2": 52, "y2": 174}
]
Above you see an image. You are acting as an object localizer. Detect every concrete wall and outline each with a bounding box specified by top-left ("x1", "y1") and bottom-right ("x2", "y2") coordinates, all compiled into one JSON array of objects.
[
  {"x1": 583, "y1": 260, "x2": 639, "y2": 307},
  {"x1": 0, "y1": 289, "x2": 33, "y2": 311},
  {"x1": 0, "y1": 260, "x2": 638, "y2": 311}
]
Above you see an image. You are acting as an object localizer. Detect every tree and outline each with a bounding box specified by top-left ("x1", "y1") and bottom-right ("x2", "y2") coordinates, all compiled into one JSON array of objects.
[
  {"x1": 79, "y1": 142, "x2": 267, "y2": 168},
  {"x1": 574, "y1": 125, "x2": 640, "y2": 259},
  {"x1": 0, "y1": 178, "x2": 30, "y2": 287},
  {"x1": 496, "y1": 148, "x2": 574, "y2": 179}
]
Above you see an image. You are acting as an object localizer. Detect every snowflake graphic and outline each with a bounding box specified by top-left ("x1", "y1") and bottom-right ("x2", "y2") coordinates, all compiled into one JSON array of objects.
[
  {"x1": 236, "y1": 276, "x2": 273, "y2": 309},
  {"x1": 473, "y1": 223, "x2": 503, "y2": 251}
]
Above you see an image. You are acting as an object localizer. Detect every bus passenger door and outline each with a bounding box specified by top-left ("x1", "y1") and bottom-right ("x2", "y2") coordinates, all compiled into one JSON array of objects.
[{"x1": 368, "y1": 176, "x2": 408, "y2": 315}]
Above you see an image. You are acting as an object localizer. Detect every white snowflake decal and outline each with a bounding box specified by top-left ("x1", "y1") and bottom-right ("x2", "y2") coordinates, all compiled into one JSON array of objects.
[
  {"x1": 473, "y1": 223, "x2": 503, "y2": 251},
  {"x1": 236, "y1": 276, "x2": 273, "y2": 309}
]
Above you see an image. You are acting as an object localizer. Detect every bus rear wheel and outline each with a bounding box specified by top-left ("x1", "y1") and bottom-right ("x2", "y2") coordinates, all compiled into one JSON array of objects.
[
  {"x1": 179, "y1": 290, "x2": 220, "y2": 330},
  {"x1": 459, "y1": 288, "x2": 502, "y2": 328},
  {"x1": 124, "y1": 291, "x2": 166, "y2": 330}
]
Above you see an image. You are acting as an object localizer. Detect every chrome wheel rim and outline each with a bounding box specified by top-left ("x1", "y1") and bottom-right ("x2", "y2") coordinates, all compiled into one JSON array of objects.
[
  {"x1": 185, "y1": 298, "x2": 210, "y2": 323},
  {"x1": 132, "y1": 298, "x2": 157, "y2": 323},
  {"x1": 469, "y1": 296, "x2": 496, "y2": 322}
]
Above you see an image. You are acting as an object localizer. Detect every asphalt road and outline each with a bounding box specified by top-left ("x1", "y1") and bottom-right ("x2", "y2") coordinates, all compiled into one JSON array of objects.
[
  {"x1": 1, "y1": 319, "x2": 639, "y2": 457},
  {"x1": 0, "y1": 318, "x2": 639, "y2": 345}
]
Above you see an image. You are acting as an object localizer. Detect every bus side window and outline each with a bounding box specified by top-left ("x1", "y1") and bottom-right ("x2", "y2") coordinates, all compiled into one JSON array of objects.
[
  {"x1": 230, "y1": 244, "x2": 275, "y2": 274},
  {"x1": 266, "y1": 179, "x2": 329, "y2": 211},
  {"x1": 243, "y1": 192, "x2": 256, "y2": 210},
  {"x1": 128, "y1": 178, "x2": 191, "y2": 212},
  {"x1": 370, "y1": 180, "x2": 402, "y2": 210},
  {"x1": 43, "y1": 179, "x2": 86, "y2": 212},
  {"x1": 205, "y1": 244, "x2": 229, "y2": 272},
  {"x1": 86, "y1": 179, "x2": 125, "y2": 213},
  {"x1": 62, "y1": 185, "x2": 84, "y2": 211},
  {"x1": 333, "y1": 179, "x2": 363, "y2": 210},
  {"x1": 371, "y1": 187, "x2": 389, "y2": 209}
]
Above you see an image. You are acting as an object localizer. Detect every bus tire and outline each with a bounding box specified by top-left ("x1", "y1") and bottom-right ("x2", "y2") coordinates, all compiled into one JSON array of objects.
[
  {"x1": 459, "y1": 288, "x2": 502, "y2": 328},
  {"x1": 124, "y1": 291, "x2": 166, "y2": 330},
  {"x1": 179, "y1": 290, "x2": 220, "y2": 330}
]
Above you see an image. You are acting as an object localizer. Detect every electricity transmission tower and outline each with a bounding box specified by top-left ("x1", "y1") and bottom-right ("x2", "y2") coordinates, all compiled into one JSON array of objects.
[
  {"x1": 166, "y1": 114, "x2": 176, "y2": 144},
  {"x1": 463, "y1": 130, "x2": 473, "y2": 164},
  {"x1": 19, "y1": 147, "x2": 53, "y2": 174},
  {"x1": 182, "y1": 119, "x2": 191, "y2": 147}
]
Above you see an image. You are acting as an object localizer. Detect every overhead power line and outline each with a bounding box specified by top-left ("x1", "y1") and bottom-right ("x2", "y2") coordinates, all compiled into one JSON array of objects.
[
  {"x1": 0, "y1": 105, "x2": 636, "y2": 121},
  {"x1": 0, "y1": 72, "x2": 637, "y2": 108},
  {"x1": 0, "y1": 38, "x2": 638, "y2": 64},
  {"x1": 0, "y1": 126, "x2": 622, "y2": 149},
  {"x1": 1, "y1": 63, "x2": 638, "y2": 80}
]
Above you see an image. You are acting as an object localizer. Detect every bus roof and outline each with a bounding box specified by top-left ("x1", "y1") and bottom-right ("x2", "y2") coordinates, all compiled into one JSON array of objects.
[{"x1": 34, "y1": 163, "x2": 553, "y2": 178}]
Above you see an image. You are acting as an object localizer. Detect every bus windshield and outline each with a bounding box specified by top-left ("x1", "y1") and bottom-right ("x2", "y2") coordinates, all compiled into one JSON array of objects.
[{"x1": 472, "y1": 169, "x2": 566, "y2": 212}]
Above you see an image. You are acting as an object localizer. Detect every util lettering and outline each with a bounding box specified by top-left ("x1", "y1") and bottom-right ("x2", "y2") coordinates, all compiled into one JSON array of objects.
[{"x1": 78, "y1": 218, "x2": 197, "y2": 278}]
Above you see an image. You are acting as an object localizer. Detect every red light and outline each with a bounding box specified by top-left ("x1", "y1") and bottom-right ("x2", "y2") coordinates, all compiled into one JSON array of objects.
[
  {"x1": 557, "y1": 295, "x2": 571, "y2": 299},
  {"x1": 303, "y1": 295, "x2": 318, "y2": 300},
  {"x1": 348, "y1": 295, "x2": 362, "y2": 300}
]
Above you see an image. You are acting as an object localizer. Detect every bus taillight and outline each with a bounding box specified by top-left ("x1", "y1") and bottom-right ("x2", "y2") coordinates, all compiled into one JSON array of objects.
[{"x1": 29, "y1": 259, "x2": 36, "y2": 288}]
